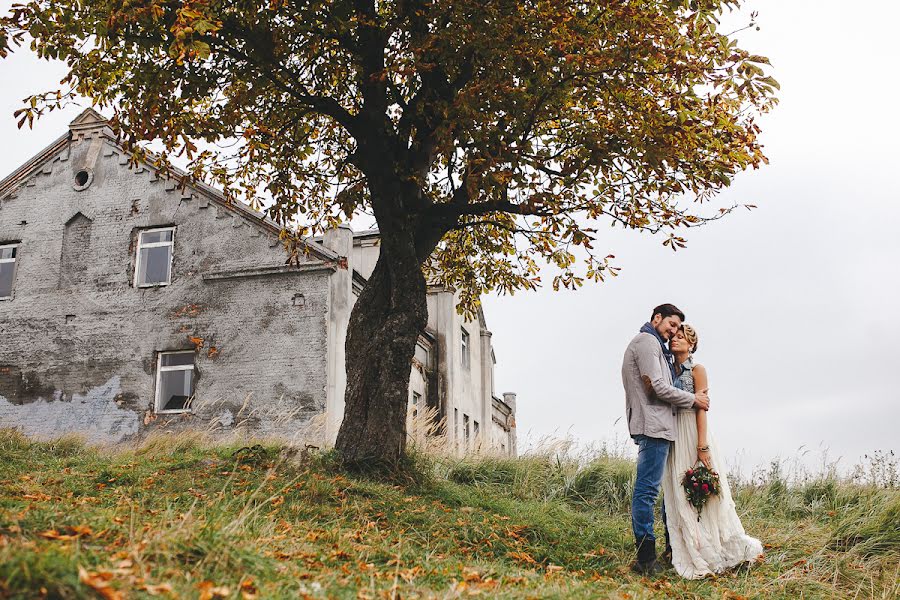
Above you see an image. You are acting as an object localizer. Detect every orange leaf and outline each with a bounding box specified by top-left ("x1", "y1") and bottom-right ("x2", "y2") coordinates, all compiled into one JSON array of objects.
[
  {"x1": 198, "y1": 581, "x2": 231, "y2": 600},
  {"x1": 78, "y1": 566, "x2": 123, "y2": 600},
  {"x1": 140, "y1": 582, "x2": 174, "y2": 596}
]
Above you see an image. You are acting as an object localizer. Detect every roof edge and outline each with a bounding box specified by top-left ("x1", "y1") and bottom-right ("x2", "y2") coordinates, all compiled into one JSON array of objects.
[
  {"x1": 0, "y1": 112, "x2": 340, "y2": 264},
  {"x1": 0, "y1": 132, "x2": 70, "y2": 201}
]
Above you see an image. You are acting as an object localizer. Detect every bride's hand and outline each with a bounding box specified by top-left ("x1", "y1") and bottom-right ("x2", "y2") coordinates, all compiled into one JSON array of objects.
[{"x1": 698, "y1": 449, "x2": 712, "y2": 470}]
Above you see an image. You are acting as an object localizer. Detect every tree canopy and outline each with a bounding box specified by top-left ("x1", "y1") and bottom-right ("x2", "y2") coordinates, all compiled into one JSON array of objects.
[
  {"x1": 2, "y1": 0, "x2": 777, "y2": 462},
  {"x1": 2, "y1": 0, "x2": 777, "y2": 313}
]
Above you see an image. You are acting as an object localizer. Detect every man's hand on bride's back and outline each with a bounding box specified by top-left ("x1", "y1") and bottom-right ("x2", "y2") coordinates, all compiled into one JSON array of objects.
[{"x1": 693, "y1": 388, "x2": 710, "y2": 411}]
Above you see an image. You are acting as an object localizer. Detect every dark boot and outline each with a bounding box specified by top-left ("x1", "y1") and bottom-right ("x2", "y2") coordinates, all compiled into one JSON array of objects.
[
  {"x1": 661, "y1": 530, "x2": 673, "y2": 566},
  {"x1": 631, "y1": 537, "x2": 663, "y2": 576},
  {"x1": 661, "y1": 500, "x2": 672, "y2": 566}
]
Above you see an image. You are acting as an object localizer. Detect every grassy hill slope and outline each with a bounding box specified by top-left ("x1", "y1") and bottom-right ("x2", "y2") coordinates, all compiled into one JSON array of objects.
[{"x1": 0, "y1": 431, "x2": 897, "y2": 599}]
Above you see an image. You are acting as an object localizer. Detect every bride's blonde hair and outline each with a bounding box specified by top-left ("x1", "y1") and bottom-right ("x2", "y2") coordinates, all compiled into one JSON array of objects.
[{"x1": 680, "y1": 324, "x2": 699, "y2": 353}]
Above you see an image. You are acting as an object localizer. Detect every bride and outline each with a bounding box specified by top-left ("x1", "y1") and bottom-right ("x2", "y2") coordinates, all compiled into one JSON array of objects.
[{"x1": 662, "y1": 324, "x2": 764, "y2": 579}]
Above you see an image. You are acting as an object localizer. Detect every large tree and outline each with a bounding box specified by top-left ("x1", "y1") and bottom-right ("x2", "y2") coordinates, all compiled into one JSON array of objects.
[{"x1": 2, "y1": 0, "x2": 776, "y2": 464}]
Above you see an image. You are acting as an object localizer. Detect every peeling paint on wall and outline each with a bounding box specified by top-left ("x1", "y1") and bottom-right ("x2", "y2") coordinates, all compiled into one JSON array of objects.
[{"x1": 0, "y1": 376, "x2": 140, "y2": 443}]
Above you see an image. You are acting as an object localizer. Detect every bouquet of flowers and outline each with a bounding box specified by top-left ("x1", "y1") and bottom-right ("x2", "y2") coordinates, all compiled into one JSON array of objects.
[{"x1": 682, "y1": 464, "x2": 720, "y2": 521}]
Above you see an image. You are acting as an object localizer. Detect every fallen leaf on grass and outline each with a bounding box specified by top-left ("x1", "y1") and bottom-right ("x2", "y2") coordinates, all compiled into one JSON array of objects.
[
  {"x1": 198, "y1": 581, "x2": 231, "y2": 599},
  {"x1": 22, "y1": 492, "x2": 52, "y2": 501},
  {"x1": 240, "y1": 578, "x2": 258, "y2": 599},
  {"x1": 507, "y1": 551, "x2": 537, "y2": 565},
  {"x1": 140, "y1": 582, "x2": 174, "y2": 596},
  {"x1": 78, "y1": 566, "x2": 123, "y2": 600},
  {"x1": 545, "y1": 564, "x2": 563, "y2": 574},
  {"x1": 38, "y1": 525, "x2": 93, "y2": 541}
]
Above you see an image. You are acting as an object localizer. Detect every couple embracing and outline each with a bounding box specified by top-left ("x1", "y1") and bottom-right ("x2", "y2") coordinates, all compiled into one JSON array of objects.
[{"x1": 622, "y1": 303, "x2": 763, "y2": 578}]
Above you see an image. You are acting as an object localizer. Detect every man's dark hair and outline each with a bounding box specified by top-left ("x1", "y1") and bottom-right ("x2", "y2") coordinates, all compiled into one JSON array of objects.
[{"x1": 651, "y1": 303, "x2": 685, "y2": 322}]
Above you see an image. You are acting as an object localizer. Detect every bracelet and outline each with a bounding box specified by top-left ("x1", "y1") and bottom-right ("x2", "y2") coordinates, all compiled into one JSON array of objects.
[{"x1": 697, "y1": 445, "x2": 710, "y2": 452}]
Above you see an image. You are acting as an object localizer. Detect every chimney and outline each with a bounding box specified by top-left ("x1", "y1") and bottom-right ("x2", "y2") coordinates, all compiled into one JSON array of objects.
[
  {"x1": 322, "y1": 224, "x2": 353, "y2": 262},
  {"x1": 68, "y1": 108, "x2": 112, "y2": 140}
]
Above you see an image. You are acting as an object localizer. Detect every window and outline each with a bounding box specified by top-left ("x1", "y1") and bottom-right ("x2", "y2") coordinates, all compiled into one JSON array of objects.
[
  {"x1": 454, "y1": 408, "x2": 459, "y2": 448},
  {"x1": 461, "y1": 328, "x2": 470, "y2": 369},
  {"x1": 411, "y1": 391, "x2": 421, "y2": 418},
  {"x1": 136, "y1": 227, "x2": 175, "y2": 287},
  {"x1": 0, "y1": 244, "x2": 18, "y2": 299},
  {"x1": 414, "y1": 341, "x2": 430, "y2": 367},
  {"x1": 464, "y1": 413, "x2": 470, "y2": 448},
  {"x1": 156, "y1": 351, "x2": 195, "y2": 413},
  {"x1": 474, "y1": 420, "x2": 480, "y2": 440}
]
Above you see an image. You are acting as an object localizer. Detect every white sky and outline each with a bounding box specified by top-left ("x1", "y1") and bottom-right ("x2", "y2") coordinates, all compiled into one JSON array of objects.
[{"x1": 1, "y1": 1, "x2": 897, "y2": 476}]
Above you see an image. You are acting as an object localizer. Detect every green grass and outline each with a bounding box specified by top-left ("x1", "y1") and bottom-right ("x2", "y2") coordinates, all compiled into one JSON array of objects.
[{"x1": 0, "y1": 430, "x2": 897, "y2": 599}]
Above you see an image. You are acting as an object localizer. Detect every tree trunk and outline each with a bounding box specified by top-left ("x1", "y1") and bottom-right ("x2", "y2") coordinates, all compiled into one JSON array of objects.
[{"x1": 334, "y1": 225, "x2": 429, "y2": 465}]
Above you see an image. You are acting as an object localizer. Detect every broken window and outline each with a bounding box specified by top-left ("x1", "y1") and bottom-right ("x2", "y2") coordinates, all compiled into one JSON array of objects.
[
  {"x1": 411, "y1": 391, "x2": 421, "y2": 418},
  {"x1": 464, "y1": 413, "x2": 470, "y2": 448},
  {"x1": 414, "y1": 341, "x2": 430, "y2": 367},
  {"x1": 461, "y1": 328, "x2": 470, "y2": 369},
  {"x1": 156, "y1": 351, "x2": 195, "y2": 412},
  {"x1": 136, "y1": 227, "x2": 174, "y2": 287},
  {"x1": 0, "y1": 244, "x2": 18, "y2": 299}
]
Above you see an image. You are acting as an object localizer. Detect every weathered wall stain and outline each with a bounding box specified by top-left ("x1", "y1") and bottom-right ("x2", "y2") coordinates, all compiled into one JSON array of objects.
[
  {"x1": 0, "y1": 376, "x2": 140, "y2": 443},
  {"x1": 0, "y1": 115, "x2": 337, "y2": 445}
]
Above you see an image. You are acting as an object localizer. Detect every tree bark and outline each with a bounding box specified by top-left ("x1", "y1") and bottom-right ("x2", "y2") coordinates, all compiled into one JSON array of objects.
[{"x1": 334, "y1": 220, "x2": 430, "y2": 465}]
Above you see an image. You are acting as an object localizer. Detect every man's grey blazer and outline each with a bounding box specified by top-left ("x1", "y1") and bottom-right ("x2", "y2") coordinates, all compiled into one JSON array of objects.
[{"x1": 621, "y1": 332, "x2": 696, "y2": 442}]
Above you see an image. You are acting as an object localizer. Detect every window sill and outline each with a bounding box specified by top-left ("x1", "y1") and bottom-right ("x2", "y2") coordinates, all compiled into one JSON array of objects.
[
  {"x1": 155, "y1": 409, "x2": 192, "y2": 415},
  {"x1": 137, "y1": 282, "x2": 171, "y2": 289}
]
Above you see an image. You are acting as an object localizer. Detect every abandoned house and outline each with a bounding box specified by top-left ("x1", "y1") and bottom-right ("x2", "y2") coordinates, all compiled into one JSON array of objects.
[{"x1": 0, "y1": 109, "x2": 517, "y2": 455}]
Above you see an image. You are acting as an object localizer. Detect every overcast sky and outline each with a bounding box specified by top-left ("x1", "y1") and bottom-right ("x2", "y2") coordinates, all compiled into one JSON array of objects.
[{"x1": 1, "y1": 1, "x2": 897, "y2": 476}]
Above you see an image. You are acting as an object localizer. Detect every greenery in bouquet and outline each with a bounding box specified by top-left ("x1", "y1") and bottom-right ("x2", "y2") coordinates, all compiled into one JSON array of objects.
[{"x1": 682, "y1": 464, "x2": 721, "y2": 520}]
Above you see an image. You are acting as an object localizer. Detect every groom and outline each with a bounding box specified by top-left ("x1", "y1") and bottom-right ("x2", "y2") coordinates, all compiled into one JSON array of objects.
[{"x1": 622, "y1": 303, "x2": 710, "y2": 575}]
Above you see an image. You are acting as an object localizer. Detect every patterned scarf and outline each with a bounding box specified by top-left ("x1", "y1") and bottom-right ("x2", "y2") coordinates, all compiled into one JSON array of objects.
[{"x1": 640, "y1": 322, "x2": 677, "y2": 381}]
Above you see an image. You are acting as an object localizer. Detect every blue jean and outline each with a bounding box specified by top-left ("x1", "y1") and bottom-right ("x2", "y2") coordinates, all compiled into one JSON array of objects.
[{"x1": 631, "y1": 434, "x2": 671, "y2": 550}]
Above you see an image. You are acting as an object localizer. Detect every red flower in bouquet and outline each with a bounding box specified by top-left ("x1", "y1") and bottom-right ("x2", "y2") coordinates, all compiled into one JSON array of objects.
[{"x1": 682, "y1": 465, "x2": 720, "y2": 521}]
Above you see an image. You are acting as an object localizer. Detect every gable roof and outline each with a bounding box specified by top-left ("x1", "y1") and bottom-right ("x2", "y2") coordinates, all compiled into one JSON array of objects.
[{"x1": 0, "y1": 109, "x2": 339, "y2": 263}]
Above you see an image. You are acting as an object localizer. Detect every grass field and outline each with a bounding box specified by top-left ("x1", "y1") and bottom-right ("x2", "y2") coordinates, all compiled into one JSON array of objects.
[{"x1": 0, "y1": 430, "x2": 897, "y2": 599}]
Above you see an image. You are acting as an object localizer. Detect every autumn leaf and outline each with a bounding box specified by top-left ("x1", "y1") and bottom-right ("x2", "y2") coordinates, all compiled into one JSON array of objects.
[
  {"x1": 240, "y1": 578, "x2": 258, "y2": 600},
  {"x1": 78, "y1": 566, "x2": 123, "y2": 600},
  {"x1": 38, "y1": 525, "x2": 92, "y2": 541},
  {"x1": 198, "y1": 581, "x2": 231, "y2": 600},
  {"x1": 140, "y1": 582, "x2": 174, "y2": 596},
  {"x1": 22, "y1": 492, "x2": 51, "y2": 501},
  {"x1": 507, "y1": 550, "x2": 537, "y2": 565}
]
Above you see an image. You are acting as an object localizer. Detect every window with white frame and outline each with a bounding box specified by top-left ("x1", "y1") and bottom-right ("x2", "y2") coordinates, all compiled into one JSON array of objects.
[
  {"x1": 135, "y1": 227, "x2": 175, "y2": 287},
  {"x1": 156, "y1": 351, "x2": 195, "y2": 412},
  {"x1": 0, "y1": 244, "x2": 18, "y2": 299},
  {"x1": 461, "y1": 327, "x2": 470, "y2": 369}
]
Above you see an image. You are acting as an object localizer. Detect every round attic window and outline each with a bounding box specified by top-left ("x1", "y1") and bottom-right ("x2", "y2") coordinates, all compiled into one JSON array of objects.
[{"x1": 73, "y1": 169, "x2": 93, "y2": 191}]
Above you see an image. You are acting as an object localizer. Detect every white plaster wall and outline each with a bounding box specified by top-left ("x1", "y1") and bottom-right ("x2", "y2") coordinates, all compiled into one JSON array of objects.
[
  {"x1": 322, "y1": 226, "x2": 353, "y2": 444},
  {"x1": 350, "y1": 237, "x2": 379, "y2": 279},
  {"x1": 428, "y1": 290, "x2": 487, "y2": 454}
]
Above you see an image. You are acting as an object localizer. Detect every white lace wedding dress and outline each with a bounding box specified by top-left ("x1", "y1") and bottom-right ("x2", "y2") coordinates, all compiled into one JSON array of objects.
[{"x1": 661, "y1": 359, "x2": 764, "y2": 579}]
